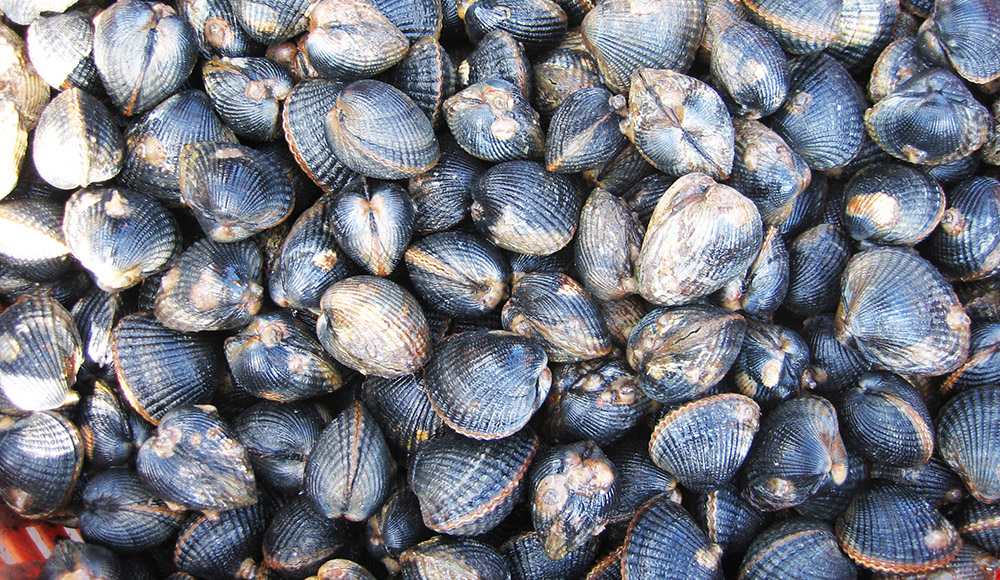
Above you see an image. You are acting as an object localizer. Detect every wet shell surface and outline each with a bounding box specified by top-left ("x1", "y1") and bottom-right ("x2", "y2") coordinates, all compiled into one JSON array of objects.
[
  {"x1": 79, "y1": 467, "x2": 185, "y2": 553},
  {"x1": 401, "y1": 536, "x2": 511, "y2": 580},
  {"x1": 622, "y1": 494, "x2": 723, "y2": 580},
  {"x1": 545, "y1": 87, "x2": 626, "y2": 174},
  {"x1": 842, "y1": 162, "x2": 945, "y2": 246},
  {"x1": 0, "y1": 295, "x2": 82, "y2": 413},
  {"x1": 709, "y1": 21, "x2": 788, "y2": 119},
  {"x1": 868, "y1": 37, "x2": 933, "y2": 104},
  {"x1": 731, "y1": 321, "x2": 811, "y2": 409},
  {"x1": 443, "y1": 78, "x2": 545, "y2": 163},
  {"x1": 304, "y1": 401, "x2": 394, "y2": 521},
  {"x1": 835, "y1": 246, "x2": 971, "y2": 376},
  {"x1": 937, "y1": 385, "x2": 1000, "y2": 503},
  {"x1": 573, "y1": 188, "x2": 643, "y2": 301},
  {"x1": 502, "y1": 530, "x2": 598, "y2": 580},
  {"x1": 916, "y1": 0, "x2": 1000, "y2": 84},
  {"x1": 229, "y1": 0, "x2": 313, "y2": 44},
  {"x1": 424, "y1": 329, "x2": 550, "y2": 439},
  {"x1": 327, "y1": 176, "x2": 414, "y2": 276},
  {"x1": 316, "y1": 275, "x2": 430, "y2": 377},
  {"x1": 739, "y1": 517, "x2": 857, "y2": 580},
  {"x1": 743, "y1": 0, "x2": 841, "y2": 54},
  {"x1": 0, "y1": 199, "x2": 73, "y2": 282},
  {"x1": 263, "y1": 495, "x2": 351, "y2": 577},
  {"x1": 928, "y1": 176, "x2": 1000, "y2": 281},
  {"x1": 365, "y1": 484, "x2": 432, "y2": 572},
  {"x1": 25, "y1": 10, "x2": 102, "y2": 93},
  {"x1": 232, "y1": 400, "x2": 328, "y2": 494},
  {"x1": 649, "y1": 393, "x2": 760, "y2": 492},
  {"x1": 713, "y1": 225, "x2": 790, "y2": 321},
  {"x1": 407, "y1": 136, "x2": 484, "y2": 234},
  {"x1": 459, "y1": 29, "x2": 532, "y2": 102},
  {"x1": 784, "y1": 223, "x2": 851, "y2": 317},
  {"x1": 942, "y1": 320, "x2": 1000, "y2": 394},
  {"x1": 361, "y1": 373, "x2": 446, "y2": 463},
  {"x1": 389, "y1": 36, "x2": 456, "y2": 130},
  {"x1": 532, "y1": 43, "x2": 602, "y2": 118},
  {"x1": 173, "y1": 501, "x2": 265, "y2": 579},
  {"x1": 78, "y1": 379, "x2": 135, "y2": 468},
  {"x1": 178, "y1": 0, "x2": 260, "y2": 58},
  {"x1": 304, "y1": 0, "x2": 409, "y2": 81},
  {"x1": 202, "y1": 57, "x2": 294, "y2": 142},
  {"x1": 135, "y1": 404, "x2": 257, "y2": 512},
  {"x1": 0, "y1": 411, "x2": 83, "y2": 518},
  {"x1": 282, "y1": 79, "x2": 358, "y2": 195},
  {"x1": 409, "y1": 428, "x2": 538, "y2": 536},
  {"x1": 693, "y1": 483, "x2": 771, "y2": 556}
]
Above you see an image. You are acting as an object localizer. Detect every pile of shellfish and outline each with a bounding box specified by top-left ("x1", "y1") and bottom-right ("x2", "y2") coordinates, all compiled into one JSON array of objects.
[{"x1": 1, "y1": 0, "x2": 1000, "y2": 577}]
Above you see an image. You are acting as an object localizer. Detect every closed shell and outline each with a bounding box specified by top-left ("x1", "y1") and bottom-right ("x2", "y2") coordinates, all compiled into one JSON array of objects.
[
  {"x1": 459, "y1": 29, "x2": 532, "y2": 101},
  {"x1": 842, "y1": 162, "x2": 945, "y2": 246},
  {"x1": 263, "y1": 495, "x2": 351, "y2": 577},
  {"x1": 0, "y1": 22, "x2": 49, "y2": 133},
  {"x1": 304, "y1": 0, "x2": 409, "y2": 80},
  {"x1": 916, "y1": 0, "x2": 1000, "y2": 84},
  {"x1": 328, "y1": 176, "x2": 414, "y2": 276},
  {"x1": 365, "y1": 484, "x2": 432, "y2": 572},
  {"x1": 739, "y1": 517, "x2": 857, "y2": 580},
  {"x1": 928, "y1": 176, "x2": 1000, "y2": 281},
  {"x1": 532, "y1": 43, "x2": 602, "y2": 118},
  {"x1": 389, "y1": 36, "x2": 457, "y2": 129},
  {"x1": 710, "y1": 21, "x2": 788, "y2": 119},
  {"x1": 408, "y1": 136, "x2": 484, "y2": 234},
  {"x1": 835, "y1": 246, "x2": 971, "y2": 376},
  {"x1": 622, "y1": 494, "x2": 723, "y2": 580},
  {"x1": 401, "y1": 536, "x2": 511, "y2": 580},
  {"x1": 0, "y1": 411, "x2": 83, "y2": 518},
  {"x1": 362, "y1": 373, "x2": 447, "y2": 462},
  {"x1": 827, "y1": 0, "x2": 899, "y2": 72},
  {"x1": 232, "y1": 400, "x2": 329, "y2": 494},
  {"x1": 282, "y1": 79, "x2": 358, "y2": 195},
  {"x1": 462, "y1": 0, "x2": 568, "y2": 49},
  {"x1": 802, "y1": 314, "x2": 873, "y2": 395},
  {"x1": 942, "y1": 321, "x2": 1000, "y2": 395},
  {"x1": 955, "y1": 499, "x2": 1000, "y2": 555},
  {"x1": 444, "y1": 78, "x2": 545, "y2": 162},
  {"x1": 692, "y1": 483, "x2": 771, "y2": 556},
  {"x1": 502, "y1": 530, "x2": 599, "y2": 580},
  {"x1": 868, "y1": 37, "x2": 933, "y2": 103},
  {"x1": 230, "y1": 0, "x2": 313, "y2": 44},
  {"x1": 316, "y1": 275, "x2": 430, "y2": 376},
  {"x1": 369, "y1": 0, "x2": 442, "y2": 39},
  {"x1": 713, "y1": 225, "x2": 790, "y2": 321},
  {"x1": 937, "y1": 385, "x2": 1000, "y2": 503},
  {"x1": 173, "y1": 502, "x2": 265, "y2": 580},
  {"x1": 202, "y1": 57, "x2": 294, "y2": 142},
  {"x1": 574, "y1": 188, "x2": 642, "y2": 301},
  {"x1": 178, "y1": 0, "x2": 260, "y2": 58},
  {"x1": 606, "y1": 439, "x2": 679, "y2": 528},
  {"x1": 0, "y1": 199, "x2": 73, "y2": 282},
  {"x1": 636, "y1": 172, "x2": 763, "y2": 306},
  {"x1": 546, "y1": 87, "x2": 627, "y2": 174},
  {"x1": 784, "y1": 224, "x2": 851, "y2": 317},
  {"x1": 26, "y1": 10, "x2": 102, "y2": 93},
  {"x1": 80, "y1": 467, "x2": 185, "y2": 553},
  {"x1": 743, "y1": 0, "x2": 841, "y2": 54}
]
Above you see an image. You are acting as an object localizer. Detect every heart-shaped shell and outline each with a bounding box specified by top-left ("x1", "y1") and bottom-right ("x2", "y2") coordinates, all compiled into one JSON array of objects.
[
  {"x1": 370, "y1": 0, "x2": 442, "y2": 39},
  {"x1": 402, "y1": 536, "x2": 510, "y2": 580},
  {"x1": 136, "y1": 404, "x2": 258, "y2": 511},
  {"x1": 202, "y1": 57, "x2": 294, "y2": 142},
  {"x1": 0, "y1": 411, "x2": 83, "y2": 518},
  {"x1": 328, "y1": 176, "x2": 414, "y2": 276},
  {"x1": 649, "y1": 393, "x2": 760, "y2": 492},
  {"x1": 80, "y1": 467, "x2": 185, "y2": 553},
  {"x1": 842, "y1": 162, "x2": 945, "y2": 246},
  {"x1": 574, "y1": 188, "x2": 642, "y2": 302},
  {"x1": 739, "y1": 517, "x2": 857, "y2": 580},
  {"x1": 928, "y1": 176, "x2": 1000, "y2": 281},
  {"x1": 263, "y1": 495, "x2": 351, "y2": 578},
  {"x1": 361, "y1": 373, "x2": 446, "y2": 463},
  {"x1": 835, "y1": 246, "x2": 970, "y2": 376},
  {"x1": 802, "y1": 314, "x2": 873, "y2": 395},
  {"x1": 606, "y1": 439, "x2": 679, "y2": 528},
  {"x1": 316, "y1": 275, "x2": 430, "y2": 377},
  {"x1": 444, "y1": 78, "x2": 545, "y2": 162},
  {"x1": 173, "y1": 502, "x2": 266, "y2": 579},
  {"x1": 532, "y1": 43, "x2": 602, "y2": 118},
  {"x1": 462, "y1": 0, "x2": 568, "y2": 49},
  {"x1": 389, "y1": 36, "x2": 456, "y2": 129},
  {"x1": 459, "y1": 29, "x2": 531, "y2": 101},
  {"x1": 942, "y1": 321, "x2": 1000, "y2": 395},
  {"x1": 916, "y1": 0, "x2": 1000, "y2": 84},
  {"x1": 365, "y1": 484, "x2": 432, "y2": 570},
  {"x1": 937, "y1": 385, "x2": 1000, "y2": 503},
  {"x1": 869, "y1": 454, "x2": 966, "y2": 509},
  {"x1": 636, "y1": 172, "x2": 763, "y2": 306},
  {"x1": 502, "y1": 530, "x2": 599, "y2": 580},
  {"x1": 835, "y1": 483, "x2": 961, "y2": 573},
  {"x1": 827, "y1": 0, "x2": 899, "y2": 72},
  {"x1": 710, "y1": 21, "x2": 788, "y2": 119},
  {"x1": 868, "y1": 37, "x2": 933, "y2": 104},
  {"x1": 232, "y1": 400, "x2": 329, "y2": 494},
  {"x1": 304, "y1": 0, "x2": 409, "y2": 81},
  {"x1": 546, "y1": 87, "x2": 627, "y2": 174},
  {"x1": 622, "y1": 494, "x2": 723, "y2": 580},
  {"x1": 744, "y1": 0, "x2": 841, "y2": 54},
  {"x1": 732, "y1": 321, "x2": 811, "y2": 409},
  {"x1": 77, "y1": 380, "x2": 134, "y2": 469},
  {"x1": 282, "y1": 79, "x2": 359, "y2": 195},
  {"x1": 784, "y1": 224, "x2": 851, "y2": 317},
  {"x1": 692, "y1": 483, "x2": 771, "y2": 555},
  {"x1": 26, "y1": 10, "x2": 102, "y2": 94},
  {"x1": 409, "y1": 428, "x2": 538, "y2": 535},
  {"x1": 93, "y1": 0, "x2": 199, "y2": 116},
  {"x1": 230, "y1": 0, "x2": 313, "y2": 44}
]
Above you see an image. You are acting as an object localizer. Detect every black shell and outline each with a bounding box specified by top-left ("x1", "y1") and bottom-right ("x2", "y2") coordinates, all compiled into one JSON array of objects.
[
  {"x1": 230, "y1": 0, "x2": 313, "y2": 44},
  {"x1": 365, "y1": 485, "x2": 432, "y2": 572},
  {"x1": 0, "y1": 199, "x2": 73, "y2": 282},
  {"x1": 916, "y1": 0, "x2": 1000, "y2": 84},
  {"x1": 743, "y1": 0, "x2": 841, "y2": 54},
  {"x1": 92, "y1": 0, "x2": 198, "y2": 116},
  {"x1": 692, "y1": 483, "x2": 771, "y2": 556},
  {"x1": 370, "y1": 0, "x2": 442, "y2": 39},
  {"x1": 840, "y1": 371, "x2": 934, "y2": 469},
  {"x1": 39, "y1": 540, "x2": 122, "y2": 580},
  {"x1": 444, "y1": 78, "x2": 545, "y2": 162},
  {"x1": 835, "y1": 483, "x2": 961, "y2": 574},
  {"x1": 328, "y1": 176, "x2": 414, "y2": 276},
  {"x1": 0, "y1": 411, "x2": 83, "y2": 518},
  {"x1": 409, "y1": 428, "x2": 538, "y2": 536},
  {"x1": 739, "y1": 517, "x2": 857, "y2": 580},
  {"x1": 80, "y1": 467, "x2": 185, "y2": 553},
  {"x1": 324, "y1": 79, "x2": 439, "y2": 180},
  {"x1": 546, "y1": 87, "x2": 626, "y2": 174},
  {"x1": 956, "y1": 499, "x2": 1000, "y2": 555},
  {"x1": 532, "y1": 42, "x2": 602, "y2": 118},
  {"x1": 63, "y1": 187, "x2": 179, "y2": 292},
  {"x1": 530, "y1": 441, "x2": 617, "y2": 559},
  {"x1": 389, "y1": 36, "x2": 457, "y2": 129},
  {"x1": 404, "y1": 231, "x2": 510, "y2": 318},
  {"x1": 424, "y1": 329, "x2": 550, "y2": 439},
  {"x1": 626, "y1": 303, "x2": 746, "y2": 404},
  {"x1": 649, "y1": 393, "x2": 760, "y2": 492},
  {"x1": 282, "y1": 79, "x2": 358, "y2": 195},
  {"x1": 361, "y1": 373, "x2": 447, "y2": 463},
  {"x1": 268, "y1": 195, "x2": 353, "y2": 311},
  {"x1": 827, "y1": 0, "x2": 899, "y2": 72},
  {"x1": 605, "y1": 439, "x2": 680, "y2": 529},
  {"x1": 502, "y1": 530, "x2": 598, "y2": 580},
  {"x1": 136, "y1": 404, "x2": 258, "y2": 511},
  {"x1": 622, "y1": 494, "x2": 723, "y2": 580},
  {"x1": 864, "y1": 68, "x2": 991, "y2": 167},
  {"x1": 710, "y1": 21, "x2": 788, "y2": 119},
  {"x1": 636, "y1": 172, "x2": 763, "y2": 306},
  {"x1": 178, "y1": 0, "x2": 260, "y2": 58},
  {"x1": 842, "y1": 162, "x2": 945, "y2": 246},
  {"x1": 263, "y1": 495, "x2": 351, "y2": 577},
  {"x1": 304, "y1": 401, "x2": 394, "y2": 521},
  {"x1": 401, "y1": 535, "x2": 511, "y2": 580},
  {"x1": 316, "y1": 275, "x2": 431, "y2": 377},
  {"x1": 794, "y1": 453, "x2": 867, "y2": 522},
  {"x1": 470, "y1": 160, "x2": 582, "y2": 255},
  {"x1": 868, "y1": 37, "x2": 933, "y2": 104},
  {"x1": 225, "y1": 311, "x2": 342, "y2": 401},
  {"x1": 732, "y1": 321, "x2": 811, "y2": 409},
  {"x1": 574, "y1": 188, "x2": 642, "y2": 302},
  {"x1": 502, "y1": 272, "x2": 612, "y2": 362},
  {"x1": 232, "y1": 400, "x2": 329, "y2": 494},
  {"x1": 462, "y1": 0, "x2": 568, "y2": 49},
  {"x1": 743, "y1": 395, "x2": 849, "y2": 511},
  {"x1": 202, "y1": 57, "x2": 294, "y2": 142},
  {"x1": 943, "y1": 321, "x2": 1000, "y2": 395},
  {"x1": 25, "y1": 10, "x2": 102, "y2": 94},
  {"x1": 869, "y1": 454, "x2": 966, "y2": 509},
  {"x1": 0, "y1": 295, "x2": 82, "y2": 413},
  {"x1": 78, "y1": 380, "x2": 135, "y2": 468},
  {"x1": 304, "y1": 0, "x2": 409, "y2": 81},
  {"x1": 623, "y1": 68, "x2": 734, "y2": 180},
  {"x1": 769, "y1": 53, "x2": 866, "y2": 171},
  {"x1": 580, "y1": 0, "x2": 704, "y2": 93},
  {"x1": 408, "y1": 136, "x2": 485, "y2": 234},
  {"x1": 713, "y1": 225, "x2": 790, "y2": 321},
  {"x1": 459, "y1": 29, "x2": 531, "y2": 101},
  {"x1": 120, "y1": 89, "x2": 238, "y2": 206},
  {"x1": 173, "y1": 502, "x2": 266, "y2": 579},
  {"x1": 784, "y1": 224, "x2": 851, "y2": 317},
  {"x1": 835, "y1": 246, "x2": 971, "y2": 376},
  {"x1": 583, "y1": 142, "x2": 656, "y2": 196},
  {"x1": 112, "y1": 312, "x2": 225, "y2": 424},
  {"x1": 153, "y1": 238, "x2": 264, "y2": 332},
  {"x1": 802, "y1": 314, "x2": 873, "y2": 396},
  {"x1": 937, "y1": 385, "x2": 1000, "y2": 503},
  {"x1": 928, "y1": 176, "x2": 1000, "y2": 281}
]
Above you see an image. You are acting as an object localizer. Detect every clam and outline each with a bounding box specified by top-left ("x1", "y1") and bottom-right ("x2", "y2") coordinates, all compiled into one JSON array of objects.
[
  {"x1": 732, "y1": 321, "x2": 811, "y2": 409},
  {"x1": 840, "y1": 371, "x2": 934, "y2": 469},
  {"x1": 0, "y1": 411, "x2": 83, "y2": 518},
  {"x1": 232, "y1": 400, "x2": 329, "y2": 494},
  {"x1": 263, "y1": 495, "x2": 351, "y2": 577},
  {"x1": 365, "y1": 485, "x2": 432, "y2": 573},
  {"x1": 739, "y1": 517, "x2": 857, "y2": 580},
  {"x1": 784, "y1": 224, "x2": 851, "y2": 317},
  {"x1": 230, "y1": 0, "x2": 313, "y2": 44},
  {"x1": 827, "y1": 0, "x2": 899, "y2": 72},
  {"x1": 389, "y1": 36, "x2": 457, "y2": 129},
  {"x1": 713, "y1": 226, "x2": 790, "y2": 321},
  {"x1": 77, "y1": 380, "x2": 135, "y2": 468},
  {"x1": 80, "y1": 467, "x2": 185, "y2": 553},
  {"x1": 545, "y1": 87, "x2": 627, "y2": 174},
  {"x1": 173, "y1": 502, "x2": 266, "y2": 579},
  {"x1": 842, "y1": 162, "x2": 945, "y2": 246},
  {"x1": 0, "y1": 0, "x2": 78, "y2": 27},
  {"x1": 369, "y1": 0, "x2": 442, "y2": 39},
  {"x1": 0, "y1": 21, "x2": 51, "y2": 134},
  {"x1": 304, "y1": 0, "x2": 409, "y2": 81},
  {"x1": 710, "y1": 21, "x2": 788, "y2": 119},
  {"x1": 574, "y1": 188, "x2": 643, "y2": 302},
  {"x1": 622, "y1": 494, "x2": 723, "y2": 580},
  {"x1": 282, "y1": 79, "x2": 358, "y2": 195},
  {"x1": 0, "y1": 101, "x2": 28, "y2": 201},
  {"x1": 39, "y1": 541, "x2": 122, "y2": 580},
  {"x1": 461, "y1": 0, "x2": 568, "y2": 49},
  {"x1": 0, "y1": 199, "x2": 73, "y2": 282},
  {"x1": 869, "y1": 454, "x2": 966, "y2": 509},
  {"x1": 692, "y1": 483, "x2": 771, "y2": 556},
  {"x1": 178, "y1": 0, "x2": 259, "y2": 57},
  {"x1": 937, "y1": 385, "x2": 1000, "y2": 503},
  {"x1": 532, "y1": 41, "x2": 602, "y2": 117},
  {"x1": 311, "y1": 560, "x2": 377, "y2": 580},
  {"x1": 408, "y1": 136, "x2": 485, "y2": 234},
  {"x1": 583, "y1": 142, "x2": 656, "y2": 196},
  {"x1": 605, "y1": 439, "x2": 680, "y2": 529},
  {"x1": 743, "y1": 0, "x2": 841, "y2": 54},
  {"x1": 802, "y1": 314, "x2": 873, "y2": 396},
  {"x1": 27, "y1": 9, "x2": 101, "y2": 95},
  {"x1": 927, "y1": 176, "x2": 1000, "y2": 281},
  {"x1": 361, "y1": 373, "x2": 447, "y2": 462},
  {"x1": 72, "y1": 288, "x2": 135, "y2": 379},
  {"x1": 444, "y1": 78, "x2": 545, "y2": 162},
  {"x1": 956, "y1": 499, "x2": 1000, "y2": 555},
  {"x1": 867, "y1": 37, "x2": 933, "y2": 103},
  {"x1": 458, "y1": 29, "x2": 531, "y2": 101},
  {"x1": 916, "y1": 0, "x2": 1000, "y2": 84},
  {"x1": 502, "y1": 530, "x2": 599, "y2": 580},
  {"x1": 327, "y1": 176, "x2": 414, "y2": 276},
  {"x1": 202, "y1": 57, "x2": 294, "y2": 142},
  {"x1": 942, "y1": 321, "x2": 1000, "y2": 395},
  {"x1": 401, "y1": 536, "x2": 511, "y2": 580}
]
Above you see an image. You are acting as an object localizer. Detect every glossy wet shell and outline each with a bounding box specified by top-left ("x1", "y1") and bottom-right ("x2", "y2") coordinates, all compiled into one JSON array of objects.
[
  {"x1": 471, "y1": 160, "x2": 582, "y2": 255},
  {"x1": 390, "y1": 36, "x2": 456, "y2": 130},
  {"x1": 869, "y1": 454, "x2": 966, "y2": 509},
  {"x1": 546, "y1": 87, "x2": 626, "y2": 174},
  {"x1": 840, "y1": 371, "x2": 935, "y2": 469},
  {"x1": 113, "y1": 312, "x2": 225, "y2": 424},
  {"x1": 605, "y1": 439, "x2": 679, "y2": 527},
  {"x1": 573, "y1": 189, "x2": 642, "y2": 302},
  {"x1": 532, "y1": 44, "x2": 602, "y2": 118},
  {"x1": 0, "y1": 411, "x2": 82, "y2": 518},
  {"x1": 623, "y1": 68, "x2": 734, "y2": 180},
  {"x1": 370, "y1": 0, "x2": 442, "y2": 39},
  {"x1": 802, "y1": 314, "x2": 873, "y2": 395},
  {"x1": 693, "y1": 483, "x2": 771, "y2": 556},
  {"x1": 304, "y1": 0, "x2": 409, "y2": 81},
  {"x1": 154, "y1": 237, "x2": 264, "y2": 332},
  {"x1": 956, "y1": 499, "x2": 1000, "y2": 555},
  {"x1": 173, "y1": 502, "x2": 265, "y2": 580},
  {"x1": 425, "y1": 329, "x2": 550, "y2": 439},
  {"x1": 409, "y1": 428, "x2": 538, "y2": 536},
  {"x1": 622, "y1": 494, "x2": 723, "y2": 580},
  {"x1": 202, "y1": 57, "x2": 294, "y2": 142},
  {"x1": 865, "y1": 69, "x2": 991, "y2": 167},
  {"x1": 459, "y1": 29, "x2": 531, "y2": 102},
  {"x1": 325, "y1": 79, "x2": 439, "y2": 180},
  {"x1": 316, "y1": 275, "x2": 430, "y2": 376},
  {"x1": 714, "y1": 225, "x2": 790, "y2": 321},
  {"x1": 743, "y1": 0, "x2": 841, "y2": 54},
  {"x1": 580, "y1": 0, "x2": 704, "y2": 93},
  {"x1": 784, "y1": 224, "x2": 850, "y2": 317},
  {"x1": 92, "y1": 0, "x2": 199, "y2": 116},
  {"x1": 503, "y1": 272, "x2": 611, "y2": 362},
  {"x1": 444, "y1": 78, "x2": 545, "y2": 163},
  {"x1": 263, "y1": 495, "x2": 351, "y2": 577},
  {"x1": 835, "y1": 483, "x2": 961, "y2": 573},
  {"x1": 401, "y1": 536, "x2": 511, "y2": 580},
  {"x1": 0, "y1": 295, "x2": 82, "y2": 413},
  {"x1": 842, "y1": 162, "x2": 945, "y2": 246},
  {"x1": 232, "y1": 400, "x2": 328, "y2": 494},
  {"x1": 230, "y1": 0, "x2": 313, "y2": 44},
  {"x1": 649, "y1": 393, "x2": 760, "y2": 492},
  {"x1": 943, "y1": 321, "x2": 1000, "y2": 395},
  {"x1": 937, "y1": 385, "x2": 1000, "y2": 503},
  {"x1": 868, "y1": 37, "x2": 933, "y2": 104},
  {"x1": 530, "y1": 441, "x2": 617, "y2": 559},
  {"x1": 136, "y1": 404, "x2": 257, "y2": 511},
  {"x1": 0, "y1": 21, "x2": 49, "y2": 135},
  {"x1": 769, "y1": 53, "x2": 866, "y2": 171},
  {"x1": 827, "y1": 0, "x2": 899, "y2": 72},
  {"x1": 636, "y1": 172, "x2": 763, "y2": 306},
  {"x1": 502, "y1": 530, "x2": 598, "y2": 580},
  {"x1": 78, "y1": 380, "x2": 134, "y2": 468},
  {"x1": 739, "y1": 517, "x2": 857, "y2": 580},
  {"x1": 80, "y1": 467, "x2": 185, "y2": 553},
  {"x1": 835, "y1": 246, "x2": 971, "y2": 376},
  {"x1": 916, "y1": 0, "x2": 1000, "y2": 84},
  {"x1": 743, "y1": 395, "x2": 849, "y2": 511},
  {"x1": 26, "y1": 10, "x2": 101, "y2": 96},
  {"x1": 0, "y1": 198, "x2": 73, "y2": 282},
  {"x1": 731, "y1": 321, "x2": 810, "y2": 409},
  {"x1": 178, "y1": 0, "x2": 260, "y2": 58},
  {"x1": 365, "y1": 484, "x2": 432, "y2": 571},
  {"x1": 928, "y1": 176, "x2": 1000, "y2": 281},
  {"x1": 404, "y1": 231, "x2": 510, "y2": 318},
  {"x1": 225, "y1": 311, "x2": 342, "y2": 402},
  {"x1": 626, "y1": 303, "x2": 746, "y2": 404},
  {"x1": 282, "y1": 79, "x2": 358, "y2": 195},
  {"x1": 64, "y1": 187, "x2": 179, "y2": 293},
  {"x1": 710, "y1": 21, "x2": 788, "y2": 119},
  {"x1": 328, "y1": 176, "x2": 414, "y2": 276}
]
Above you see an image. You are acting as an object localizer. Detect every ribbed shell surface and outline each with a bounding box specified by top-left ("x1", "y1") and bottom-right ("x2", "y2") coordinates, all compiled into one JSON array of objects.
[
  {"x1": 928, "y1": 176, "x2": 1000, "y2": 281},
  {"x1": 842, "y1": 162, "x2": 945, "y2": 246},
  {"x1": 173, "y1": 502, "x2": 266, "y2": 579},
  {"x1": 574, "y1": 189, "x2": 642, "y2": 302},
  {"x1": 917, "y1": 0, "x2": 1000, "y2": 83},
  {"x1": 389, "y1": 37, "x2": 456, "y2": 129},
  {"x1": 408, "y1": 137, "x2": 484, "y2": 234},
  {"x1": 840, "y1": 371, "x2": 934, "y2": 468},
  {"x1": 937, "y1": 385, "x2": 1000, "y2": 503},
  {"x1": 78, "y1": 380, "x2": 133, "y2": 469},
  {"x1": 304, "y1": 0, "x2": 409, "y2": 80},
  {"x1": 230, "y1": 0, "x2": 313, "y2": 44},
  {"x1": 546, "y1": 87, "x2": 626, "y2": 174},
  {"x1": 232, "y1": 400, "x2": 328, "y2": 494},
  {"x1": 361, "y1": 374, "x2": 446, "y2": 462},
  {"x1": 370, "y1": 0, "x2": 442, "y2": 39},
  {"x1": 827, "y1": 0, "x2": 898, "y2": 72},
  {"x1": 710, "y1": 21, "x2": 788, "y2": 118},
  {"x1": 785, "y1": 224, "x2": 851, "y2": 317},
  {"x1": 622, "y1": 494, "x2": 723, "y2": 580},
  {"x1": 202, "y1": 57, "x2": 294, "y2": 141},
  {"x1": 401, "y1": 536, "x2": 512, "y2": 580},
  {"x1": 502, "y1": 531, "x2": 598, "y2": 580},
  {"x1": 405, "y1": 231, "x2": 510, "y2": 318},
  {"x1": 743, "y1": 0, "x2": 841, "y2": 54},
  {"x1": 282, "y1": 79, "x2": 359, "y2": 195},
  {"x1": 739, "y1": 517, "x2": 857, "y2": 580},
  {"x1": 178, "y1": 0, "x2": 260, "y2": 58},
  {"x1": 444, "y1": 78, "x2": 545, "y2": 162},
  {"x1": 25, "y1": 10, "x2": 100, "y2": 92},
  {"x1": 79, "y1": 467, "x2": 185, "y2": 553},
  {"x1": 0, "y1": 199, "x2": 72, "y2": 282},
  {"x1": 328, "y1": 176, "x2": 414, "y2": 276},
  {"x1": 263, "y1": 495, "x2": 350, "y2": 576},
  {"x1": 0, "y1": 411, "x2": 82, "y2": 518}
]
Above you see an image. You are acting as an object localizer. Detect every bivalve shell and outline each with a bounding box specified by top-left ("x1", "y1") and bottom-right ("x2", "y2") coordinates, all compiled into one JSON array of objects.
[
  {"x1": 178, "y1": 0, "x2": 260, "y2": 58},
  {"x1": 916, "y1": 0, "x2": 1000, "y2": 84},
  {"x1": 502, "y1": 530, "x2": 598, "y2": 580},
  {"x1": 263, "y1": 495, "x2": 351, "y2": 578},
  {"x1": 232, "y1": 400, "x2": 329, "y2": 494},
  {"x1": 784, "y1": 224, "x2": 851, "y2": 317},
  {"x1": 173, "y1": 502, "x2": 265, "y2": 580},
  {"x1": 444, "y1": 78, "x2": 545, "y2": 162},
  {"x1": 401, "y1": 536, "x2": 511, "y2": 580},
  {"x1": 546, "y1": 87, "x2": 627, "y2": 174},
  {"x1": 389, "y1": 36, "x2": 457, "y2": 129},
  {"x1": 928, "y1": 176, "x2": 1000, "y2": 281},
  {"x1": 282, "y1": 79, "x2": 358, "y2": 195},
  {"x1": 25, "y1": 10, "x2": 102, "y2": 94},
  {"x1": 80, "y1": 467, "x2": 185, "y2": 553},
  {"x1": 0, "y1": 199, "x2": 72, "y2": 283},
  {"x1": 937, "y1": 385, "x2": 1000, "y2": 503},
  {"x1": 743, "y1": 0, "x2": 841, "y2": 54},
  {"x1": 461, "y1": 0, "x2": 568, "y2": 49},
  {"x1": 731, "y1": 321, "x2": 811, "y2": 409},
  {"x1": 361, "y1": 373, "x2": 447, "y2": 463},
  {"x1": 842, "y1": 162, "x2": 945, "y2": 246},
  {"x1": 739, "y1": 517, "x2": 857, "y2": 580},
  {"x1": 574, "y1": 188, "x2": 642, "y2": 302},
  {"x1": 304, "y1": 0, "x2": 409, "y2": 81},
  {"x1": 710, "y1": 21, "x2": 788, "y2": 119},
  {"x1": 202, "y1": 57, "x2": 294, "y2": 142},
  {"x1": 622, "y1": 494, "x2": 723, "y2": 580},
  {"x1": 328, "y1": 176, "x2": 414, "y2": 276},
  {"x1": 0, "y1": 411, "x2": 83, "y2": 518}
]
